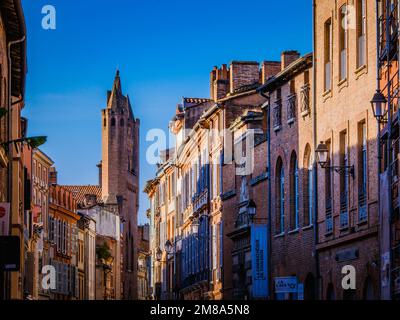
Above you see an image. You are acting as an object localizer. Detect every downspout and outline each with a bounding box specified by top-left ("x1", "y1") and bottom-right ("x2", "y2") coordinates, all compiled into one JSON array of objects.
[
  {"x1": 375, "y1": 0, "x2": 382, "y2": 300},
  {"x1": 259, "y1": 91, "x2": 272, "y2": 300},
  {"x1": 312, "y1": 0, "x2": 320, "y2": 300}
]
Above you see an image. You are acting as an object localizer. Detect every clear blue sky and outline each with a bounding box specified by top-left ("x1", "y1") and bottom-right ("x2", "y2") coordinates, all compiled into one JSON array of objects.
[{"x1": 21, "y1": 0, "x2": 312, "y2": 224}]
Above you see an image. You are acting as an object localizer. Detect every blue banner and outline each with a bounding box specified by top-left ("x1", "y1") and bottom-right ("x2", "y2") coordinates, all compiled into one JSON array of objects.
[{"x1": 251, "y1": 224, "x2": 268, "y2": 298}]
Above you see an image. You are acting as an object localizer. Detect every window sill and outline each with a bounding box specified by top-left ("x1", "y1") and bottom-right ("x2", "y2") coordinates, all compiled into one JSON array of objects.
[
  {"x1": 287, "y1": 118, "x2": 295, "y2": 125},
  {"x1": 339, "y1": 225, "x2": 349, "y2": 232},
  {"x1": 274, "y1": 232, "x2": 285, "y2": 238},
  {"x1": 357, "y1": 219, "x2": 368, "y2": 226},
  {"x1": 322, "y1": 89, "x2": 332, "y2": 101},
  {"x1": 302, "y1": 224, "x2": 314, "y2": 231},
  {"x1": 355, "y1": 64, "x2": 367, "y2": 79},
  {"x1": 300, "y1": 109, "x2": 310, "y2": 118},
  {"x1": 337, "y1": 78, "x2": 348, "y2": 91},
  {"x1": 325, "y1": 231, "x2": 333, "y2": 237},
  {"x1": 273, "y1": 125, "x2": 282, "y2": 132},
  {"x1": 288, "y1": 228, "x2": 299, "y2": 235}
]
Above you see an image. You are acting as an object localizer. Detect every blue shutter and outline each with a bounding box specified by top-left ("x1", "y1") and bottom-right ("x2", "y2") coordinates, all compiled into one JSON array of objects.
[{"x1": 219, "y1": 222, "x2": 223, "y2": 280}]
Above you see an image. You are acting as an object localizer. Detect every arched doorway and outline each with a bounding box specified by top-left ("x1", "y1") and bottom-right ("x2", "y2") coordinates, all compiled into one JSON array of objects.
[
  {"x1": 304, "y1": 273, "x2": 316, "y2": 300},
  {"x1": 363, "y1": 276, "x2": 375, "y2": 300},
  {"x1": 326, "y1": 283, "x2": 335, "y2": 300}
]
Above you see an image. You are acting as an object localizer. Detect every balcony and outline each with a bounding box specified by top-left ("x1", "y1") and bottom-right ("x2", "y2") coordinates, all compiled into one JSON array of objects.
[
  {"x1": 193, "y1": 189, "x2": 208, "y2": 213},
  {"x1": 273, "y1": 99, "x2": 282, "y2": 131},
  {"x1": 286, "y1": 93, "x2": 296, "y2": 125},
  {"x1": 300, "y1": 84, "x2": 310, "y2": 116}
]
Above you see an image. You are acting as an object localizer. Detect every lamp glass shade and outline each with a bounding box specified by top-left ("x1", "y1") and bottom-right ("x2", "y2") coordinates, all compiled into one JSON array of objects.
[
  {"x1": 370, "y1": 90, "x2": 387, "y2": 120},
  {"x1": 316, "y1": 142, "x2": 328, "y2": 165},
  {"x1": 156, "y1": 248, "x2": 162, "y2": 261},
  {"x1": 165, "y1": 240, "x2": 172, "y2": 254}
]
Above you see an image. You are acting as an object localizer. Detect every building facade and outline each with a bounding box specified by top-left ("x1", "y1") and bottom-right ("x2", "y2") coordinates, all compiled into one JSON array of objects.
[
  {"x1": 258, "y1": 52, "x2": 316, "y2": 299},
  {"x1": 314, "y1": 0, "x2": 380, "y2": 300},
  {"x1": 0, "y1": 0, "x2": 28, "y2": 300},
  {"x1": 48, "y1": 184, "x2": 80, "y2": 300}
]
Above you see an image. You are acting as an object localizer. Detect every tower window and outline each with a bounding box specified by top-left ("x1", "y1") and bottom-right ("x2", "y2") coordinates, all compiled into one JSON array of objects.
[
  {"x1": 111, "y1": 118, "x2": 116, "y2": 126},
  {"x1": 103, "y1": 118, "x2": 106, "y2": 127},
  {"x1": 120, "y1": 118, "x2": 124, "y2": 126}
]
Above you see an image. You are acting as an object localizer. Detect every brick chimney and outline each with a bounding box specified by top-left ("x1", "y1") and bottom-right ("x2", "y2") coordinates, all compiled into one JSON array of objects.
[
  {"x1": 49, "y1": 167, "x2": 57, "y2": 185},
  {"x1": 97, "y1": 161, "x2": 102, "y2": 187},
  {"x1": 281, "y1": 51, "x2": 300, "y2": 70},
  {"x1": 210, "y1": 64, "x2": 230, "y2": 100},
  {"x1": 261, "y1": 61, "x2": 281, "y2": 84},
  {"x1": 230, "y1": 61, "x2": 260, "y2": 94},
  {"x1": 84, "y1": 194, "x2": 98, "y2": 207}
]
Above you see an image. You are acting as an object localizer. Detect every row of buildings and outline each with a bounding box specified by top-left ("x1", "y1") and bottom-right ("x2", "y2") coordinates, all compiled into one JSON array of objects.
[
  {"x1": 0, "y1": 1, "x2": 148, "y2": 300},
  {"x1": 145, "y1": 0, "x2": 400, "y2": 300}
]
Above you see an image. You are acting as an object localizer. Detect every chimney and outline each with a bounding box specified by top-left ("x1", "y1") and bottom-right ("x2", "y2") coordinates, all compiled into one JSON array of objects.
[
  {"x1": 84, "y1": 194, "x2": 97, "y2": 207},
  {"x1": 281, "y1": 51, "x2": 300, "y2": 70},
  {"x1": 261, "y1": 61, "x2": 281, "y2": 84},
  {"x1": 97, "y1": 161, "x2": 102, "y2": 187},
  {"x1": 229, "y1": 61, "x2": 260, "y2": 94},
  {"x1": 49, "y1": 167, "x2": 57, "y2": 185},
  {"x1": 210, "y1": 65, "x2": 229, "y2": 100}
]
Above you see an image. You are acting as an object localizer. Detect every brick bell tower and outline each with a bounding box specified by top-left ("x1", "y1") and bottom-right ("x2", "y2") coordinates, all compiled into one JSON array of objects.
[{"x1": 101, "y1": 70, "x2": 139, "y2": 299}]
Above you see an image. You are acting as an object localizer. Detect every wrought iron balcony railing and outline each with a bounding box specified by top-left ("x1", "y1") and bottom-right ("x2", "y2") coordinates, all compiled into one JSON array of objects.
[
  {"x1": 273, "y1": 99, "x2": 282, "y2": 131},
  {"x1": 300, "y1": 84, "x2": 310, "y2": 116},
  {"x1": 286, "y1": 93, "x2": 297, "y2": 124}
]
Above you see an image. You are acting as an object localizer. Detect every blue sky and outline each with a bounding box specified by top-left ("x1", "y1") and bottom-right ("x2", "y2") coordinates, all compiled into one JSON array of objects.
[{"x1": 21, "y1": 0, "x2": 312, "y2": 224}]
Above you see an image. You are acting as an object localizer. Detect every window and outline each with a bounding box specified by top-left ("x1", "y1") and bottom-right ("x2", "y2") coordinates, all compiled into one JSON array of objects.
[
  {"x1": 359, "y1": 122, "x2": 368, "y2": 221},
  {"x1": 325, "y1": 141, "x2": 333, "y2": 233},
  {"x1": 340, "y1": 131, "x2": 349, "y2": 228},
  {"x1": 120, "y1": 118, "x2": 124, "y2": 126},
  {"x1": 339, "y1": 5, "x2": 348, "y2": 81},
  {"x1": 276, "y1": 158, "x2": 285, "y2": 234},
  {"x1": 290, "y1": 152, "x2": 299, "y2": 230},
  {"x1": 324, "y1": 18, "x2": 332, "y2": 91},
  {"x1": 357, "y1": 0, "x2": 367, "y2": 67},
  {"x1": 111, "y1": 118, "x2": 116, "y2": 126},
  {"x1": 303, "y1": 144, "x2": 313, "y2": 226}
]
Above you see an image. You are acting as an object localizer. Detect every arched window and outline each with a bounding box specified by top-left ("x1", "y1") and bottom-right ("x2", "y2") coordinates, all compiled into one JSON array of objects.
[
  {"x1": 276, "y1": 157, "x2": 285, "y2": 234},
  {"x1": 120, "y1": 118, "x2": 124, "y2": 126},
  {"x1": 103, "y1": 118, "x2": 106, "y2": 127},
  {"x1": 111, "y1": 118, "x2": 116, "y2": 126},
  {"x1": 290, "y1": 152, "x2": 299, "y2": 230},
  {"x1": 303, "y1": 144, "x2": 313, "y2": 226}
]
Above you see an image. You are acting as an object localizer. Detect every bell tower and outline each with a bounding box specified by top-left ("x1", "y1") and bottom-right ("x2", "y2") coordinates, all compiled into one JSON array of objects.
[{"x1": 101, "y1": 70, "x2": 139, "y2": 299}]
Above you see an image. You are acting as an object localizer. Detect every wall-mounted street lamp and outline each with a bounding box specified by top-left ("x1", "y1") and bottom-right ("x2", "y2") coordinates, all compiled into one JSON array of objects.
[
  {"x1": 247, "y1": 199, "x2": 257, "y2": 219},
  {"x1": 315, "y1": 141, "x2": 354, "y2": 178},
  {"x1": 155, "y1": 247, "x2": 163, "y2": 262},
  {"x1": 370, "y1": 90, "x2": 388, "y2": 124},
  {"x1": 1, "y1": 136, "x2": 47, "y2": 151}
]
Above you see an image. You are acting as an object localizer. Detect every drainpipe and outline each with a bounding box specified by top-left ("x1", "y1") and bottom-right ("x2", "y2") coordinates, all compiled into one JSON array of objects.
[
  {"x1": 312, "y1": 0, "x2": 320, "y2": 300},
  {"x1": 259, "y1": 91, "x2": 272, "y2": 300},
  {"x1": 375, "y1": 0, "x2": 382, "y2": 300},
  {"x1": 6, "y1": 35, "x2": 26, "y2": 300}
]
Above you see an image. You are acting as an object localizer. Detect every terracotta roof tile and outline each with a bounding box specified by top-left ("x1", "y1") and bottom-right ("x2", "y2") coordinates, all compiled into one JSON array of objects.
[{"x1": 61, "y1": 185, "x2": 102, "y2": 206}]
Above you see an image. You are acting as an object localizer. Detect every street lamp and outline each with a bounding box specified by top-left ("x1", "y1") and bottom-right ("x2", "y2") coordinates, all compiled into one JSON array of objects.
[
  {"x1": 370, "y1": 90, "x2": 387, "y2": 123},
  {"x1": 315, "y1": 141, "x2": 355, "y2": 178},
  {"x1": 247, "y1": 199, "x2": 257, "y2": 219},
  {"x1": 156, "y1": 247, "x2": 162, "y2": 262}
]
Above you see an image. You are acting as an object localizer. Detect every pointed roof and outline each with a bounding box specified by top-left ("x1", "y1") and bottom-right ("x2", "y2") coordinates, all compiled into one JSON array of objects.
[{"x1": 107, "y1": 70, "x2": 124, "y2": 110}]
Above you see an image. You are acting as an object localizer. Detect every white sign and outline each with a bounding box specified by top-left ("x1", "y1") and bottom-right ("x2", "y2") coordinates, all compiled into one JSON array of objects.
[{"x1": 275, "y1": 277, "x2": 298, "y2": 293}]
